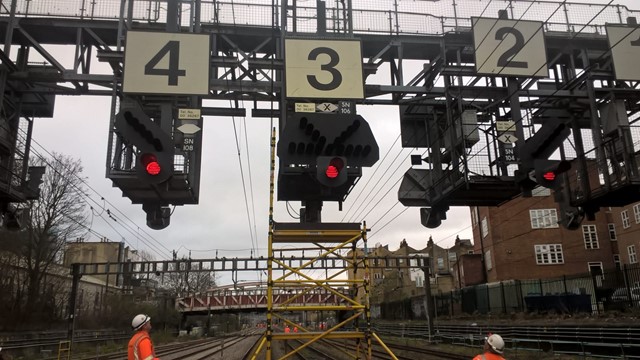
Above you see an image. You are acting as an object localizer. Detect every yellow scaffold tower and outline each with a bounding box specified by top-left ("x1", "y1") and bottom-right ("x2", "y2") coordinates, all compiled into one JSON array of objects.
[{"x1": 250, "y1": 129, "x2": 398, "y2": 360}]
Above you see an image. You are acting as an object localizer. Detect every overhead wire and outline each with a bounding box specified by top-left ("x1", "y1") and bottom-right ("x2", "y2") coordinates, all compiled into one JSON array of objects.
[
  {"x1": 340, "y1": 134, "x2": 401, "y2": 222},
  {"x1": 366, "y1": 0, "x2": 628, "y2": 239},
  {"x1": 230, "y1": 111, "x2": 259, "y2": 259},
  {"x1": 459, "y1": 0, "x2": 625, "y2": 170},
  {"x1": 344, "y1": 0, "x2": 613, "y2": 242},
  {"x1": 1, "y1": 119, "x2": 171, "y2": 259}
]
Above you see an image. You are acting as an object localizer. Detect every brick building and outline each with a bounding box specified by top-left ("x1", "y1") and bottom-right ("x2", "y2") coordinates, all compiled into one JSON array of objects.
[
  {"x1": 350, "y1": 236, "x2": 473, "y2": 304},
  {"x1": 470, "y1": 187, "x2": 618, "y2": 283},
  {"x1": 609, "y1": 202, "x2": 640, "y2": 267}
]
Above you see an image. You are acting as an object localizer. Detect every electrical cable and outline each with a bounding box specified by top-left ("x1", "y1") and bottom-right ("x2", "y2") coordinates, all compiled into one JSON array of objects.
[
  {"x1": 368, "y1": 1, "x2": 629, "y2": 238},
  {"x1": 341, "y1": 134, "x2": 401, "y2": 222},
  {"x1": 1, "y1": 120, "x2": 170, "y2": 259},
  {"x1": 230, "y1": 109, "x2": 258, "y2": 261}
]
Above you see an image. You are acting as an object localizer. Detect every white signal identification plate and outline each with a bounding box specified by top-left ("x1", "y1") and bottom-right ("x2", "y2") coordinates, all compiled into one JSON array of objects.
[
  {"x1": 285, "y1": 39, "x2": 364, "y2": 99},
  {"x1": 123, "y1": 31, "x2": 210, "y2": 95},
  {"x1": 607, "y1": 25, "x2": 640, "y2": 81},
  {"x1": 473, "y1": 18, "x2": 548, "y2": 77}
]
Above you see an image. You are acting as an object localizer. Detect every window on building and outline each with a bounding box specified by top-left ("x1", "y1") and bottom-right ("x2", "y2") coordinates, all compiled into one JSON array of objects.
[
  {"x1": 448, "y1": 252, "x2": 457, "y2": 264},
  {"x1": 530, "y1": 209, "x2": 559, "y2": 229},
  {"x1": 485, "y1": 250, "x2": 492, "y2": 270},
  {"x1": 415, "y1": 274, "x2": 424, "y2": 288},
  {"x1": 471, "y1": 207, "x2": 478, "y2": 227},
  {"x1": 481, "y1": 217, "x2": 489, "y2": 238},
  {"x1": 588, "y1": 262, "x2": 603, "y2": 277},
  {"x1": 582, "y1": 225, "x2": 599, "y2": 249},
  {"x1": 614, "y1": 254, "x2": 621, "y2": 271},
  {"x1": 437, "y1": 257, "x2": 444, "y2": 270},
  {"x1": 622, "y1": 210, "x2": 630, "y2": 229},
  {"x1": 468, "y1": 250, "x2": 474, "y2": 254},
  {"x1": 608, "y1": 223, "x2": 617, "y2": 241},
  {"x1": 628, "y1": 245, "x2": 638, "y2": 264},
  {"x1": 634, "y1": 204, "x2": 640, "y2": 224},
  {"x1": 535, "y1": 244, "x2": 564, "y2": 265}
]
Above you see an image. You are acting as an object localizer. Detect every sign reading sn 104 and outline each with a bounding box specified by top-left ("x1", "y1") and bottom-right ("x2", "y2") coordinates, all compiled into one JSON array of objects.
[{"x1": 122, "y1": 24, "x2": 640, "y2": 96}]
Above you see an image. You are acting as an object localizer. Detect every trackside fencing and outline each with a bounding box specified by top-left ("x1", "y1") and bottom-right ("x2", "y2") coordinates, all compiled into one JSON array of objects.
[{"x1": 375, "y1": 264, "x2": 640, "y2": 320}]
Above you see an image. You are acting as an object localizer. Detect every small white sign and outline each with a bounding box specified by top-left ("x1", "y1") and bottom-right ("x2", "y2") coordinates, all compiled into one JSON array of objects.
[
  {"x1": 498, "y1": 133, "x2": 518, "y2": 144},
  {"x1": 316, "y1": 103, "x2": 338, "y2": 112},
  {"x1": 295, "y1": 103, "x2": 316, "y2": 113},
  {"x1": 178, "y1": 108, "x2": 201, "y2": 120},
  {"x1": 496, "y1": 121, "x2": 515, "y2": 132},
  {"x1": 503, "y1": 146, "x2": 517, "y2": 163},
  {"x1": 177, "y1": 123, "x2": 201, "y2": 135},
  {"x1": 182, "y1": 137, "x2": 195, "y2": 152},
  {"x1": 473, "y1": 18, "x2": 548, "y2": 77}
]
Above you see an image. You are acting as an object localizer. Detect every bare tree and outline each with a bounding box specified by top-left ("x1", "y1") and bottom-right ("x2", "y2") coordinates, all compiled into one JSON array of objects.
[
  {"x1": 21, "y1": 153, "x2": 88, "y2": 318},
  {"x1": 158, "y1": 259, "x2": 217, "y2": 297}
]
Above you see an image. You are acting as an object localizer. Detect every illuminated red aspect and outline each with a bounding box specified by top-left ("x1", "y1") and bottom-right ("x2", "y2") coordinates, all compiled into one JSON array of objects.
[
  {"x1": 326, "y1": 165, "x2": 339, "y2": 178},
  {"x1": 543, "y1": 171, "x2": 556, "y2": 181},
  {"x1": 325, "y1": 157, "x2": 344, "y2": 179},
  {"x1": 141, "y1": 154, "x2": 161, "y2": 175}
]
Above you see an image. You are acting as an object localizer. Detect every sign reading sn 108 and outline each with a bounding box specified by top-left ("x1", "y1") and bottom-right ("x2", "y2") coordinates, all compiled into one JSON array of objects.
[{"x1": 123, "y1": 23, "x2": 640, "y2": 96}]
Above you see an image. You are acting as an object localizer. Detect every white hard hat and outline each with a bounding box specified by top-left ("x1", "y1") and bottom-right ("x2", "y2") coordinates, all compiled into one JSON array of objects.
[
  {"x1": 131, "y1": 314, "x2": 151, "y2": 331},
  {"x1": 486, "y1": 334, "x2": 505, "y2": 354}
]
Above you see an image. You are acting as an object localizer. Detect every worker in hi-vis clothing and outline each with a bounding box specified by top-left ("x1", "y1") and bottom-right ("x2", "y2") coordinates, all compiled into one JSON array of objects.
[{"x1": 128, "y1": 314, "x2": 159, "y2": 360}]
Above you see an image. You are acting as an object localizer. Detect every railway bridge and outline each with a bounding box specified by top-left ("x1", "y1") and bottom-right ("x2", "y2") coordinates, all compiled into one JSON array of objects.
[{"x1": 177, "y1": 282, "x2": 352, "y2": 314}]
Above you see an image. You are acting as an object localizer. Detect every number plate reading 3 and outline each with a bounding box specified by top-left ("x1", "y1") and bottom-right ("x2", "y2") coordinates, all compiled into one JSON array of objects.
[{"x1": 285, "y1": 39, "x2": 364, "y2": 99}]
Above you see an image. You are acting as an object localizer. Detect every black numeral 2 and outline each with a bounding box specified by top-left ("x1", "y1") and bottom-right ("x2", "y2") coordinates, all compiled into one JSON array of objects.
[{"x1": 495, "y1": 27, "x2": 528, "y2": 69}]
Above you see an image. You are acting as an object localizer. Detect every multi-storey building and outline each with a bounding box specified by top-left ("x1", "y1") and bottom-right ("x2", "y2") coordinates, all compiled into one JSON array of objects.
[
  {"x1": 610, "y1": 202, "x2": 640, "y2": 268},
  {"x1": 470, "y1": 187, "x2": 618, "y2": 283},
  {"x1": 349, "y1": 236, "x2": 473, "y2": 305},
  {"x1": 63, "y1": 239, "x2": 140, "y2": 286}
]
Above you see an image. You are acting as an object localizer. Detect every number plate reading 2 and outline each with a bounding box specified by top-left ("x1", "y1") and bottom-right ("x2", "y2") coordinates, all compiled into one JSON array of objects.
[
  {"x1": 472, "y1": 18, "x2": 548, "y2": 77},
  {"x1": 607, "y1": 25, "x2": 640, "y2": 81},
  {"x1": 123, "y1": 31, "x2": 210, "y2": 95},
  {"x1": 285, "y1": 39, "x2": 364, "y2": 99}
]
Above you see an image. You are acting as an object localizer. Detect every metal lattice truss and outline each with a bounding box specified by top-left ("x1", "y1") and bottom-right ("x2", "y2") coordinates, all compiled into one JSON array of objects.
[{"x1": 3, "y1": 1, "x2": 640, "y2": 221}]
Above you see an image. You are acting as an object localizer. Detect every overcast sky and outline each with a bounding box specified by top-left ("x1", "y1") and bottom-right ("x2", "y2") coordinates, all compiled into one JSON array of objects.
[{"x1": 26, "y1": 0, "x2": 637, "y2": 285}]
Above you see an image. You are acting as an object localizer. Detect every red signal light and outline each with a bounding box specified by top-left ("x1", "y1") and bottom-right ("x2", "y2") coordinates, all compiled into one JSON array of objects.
[
  {"x1": 326, "y1": 165, "x2": 339, "y2": 178},
  {"x1": 141, "y1": 153, "x2": 161, "y2": 176},
  {"x1": 543, "y1": 171, "x2": 556, "y2": 181},
  {"x1": 325, "y1": 157, "x2": 344, "y2": 179}
]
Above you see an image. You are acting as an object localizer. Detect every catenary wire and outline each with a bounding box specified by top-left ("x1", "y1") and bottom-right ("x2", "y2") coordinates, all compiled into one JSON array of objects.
[{"x1": 3, "y1": 120, "x2": 171, "y2": 259}]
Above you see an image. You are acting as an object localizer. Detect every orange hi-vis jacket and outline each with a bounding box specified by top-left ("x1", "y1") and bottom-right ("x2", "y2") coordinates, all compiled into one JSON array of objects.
[
  {"x1": 128, "y1": 330, "x2": 159, "y2": 360},
  {"x1": 473, "y1": 352, "x2": 505, "y2": 360}
]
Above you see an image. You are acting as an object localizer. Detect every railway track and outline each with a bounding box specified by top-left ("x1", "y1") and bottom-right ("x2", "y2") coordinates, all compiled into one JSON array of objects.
[
  {"x1": 275, "y1": 337, "x2": 468, "y2": 360},
  {"x1": 375, "y1": 322, "x2": 640, "y2": 358},
  {"x1": 76, "y1": 330, "x2": 263, "y2": 360}
]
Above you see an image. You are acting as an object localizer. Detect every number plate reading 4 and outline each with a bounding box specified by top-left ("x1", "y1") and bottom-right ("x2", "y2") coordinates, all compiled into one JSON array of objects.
[{"x1": 123, "y1": 31, "x2": 211, "y2": 95}]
